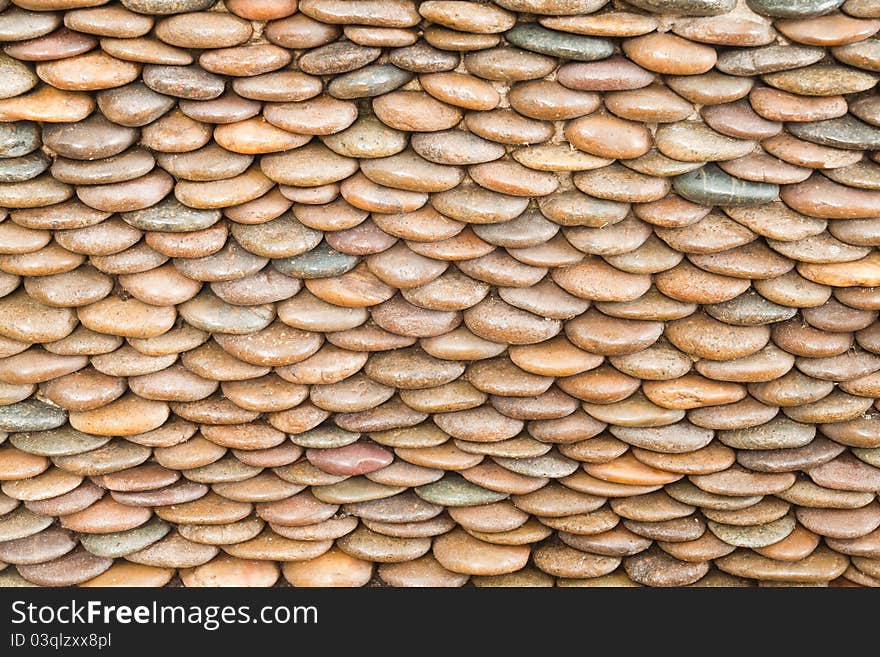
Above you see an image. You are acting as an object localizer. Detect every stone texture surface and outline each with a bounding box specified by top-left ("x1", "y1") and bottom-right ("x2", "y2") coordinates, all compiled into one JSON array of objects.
[{"x1": 0, "y1": 0, "x2": 877, "y2": 589}]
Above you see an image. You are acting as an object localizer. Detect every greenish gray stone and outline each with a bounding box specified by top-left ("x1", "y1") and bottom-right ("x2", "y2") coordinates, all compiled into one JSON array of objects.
[
  {"x1": 289, "y1": 426, "x2": 360, "y2": 449},
  {"x1": 716, "y1": 45, "x2": 826, "y2": 76},
  {"x1": 705, "y1": 291, "x2": 797, "y2": 326},
  {"x1": 853, "y1": 446, "x2": 880, "y2": 468},
  {"x1": 52, "y1": 148, "x2": 155, "y2": 185},
  {"x1": 182, "y1": 455, "x2": 262, "y2": 484},
  {"x1": 823, "y1": 160, "x2": 880, "y2": 190},
  {"x1": 327, "y1": 64, "x2": 414, "y2": 100},
  {"x1": 746, "y1": 0, "x2": 843, "y2": 17},
  {"x1": 0, "y1": 122, "x2": 40, "y2": 159},
  {"x1": 0, "y1": 53, "x2": 37, "y2": 101},
  {"x1": 143, "y1": 65, "x2": 225, "y2": 101},
  {"x1": 10, "y1": 427, "x2": 110, "y2": 457},
  {"x1": 494, "y1": 452, "x2": 579, "y2": 478},
  {"x1": 626, "y1": 0, "x2": 735, "y2": 15},
  {"x1": 415, "y1": 474, "x2": 508, "y2": 507},
  {"x1": 322, "y1": 116, "x2": 408, "y2": 158},
  {"x1": 623, "y1": 149, "x2": 704, "y2": 176},
  {"x1": 273, "y1": 242, "x2": 360, "y2": 279},
  {"x1": 0, "y1": 569, "x2": 38, "y2": 588},
  {"x1": 0, "y1": 507, "x2": 52, "y2": 543},
  {"x1": 666, "y1": 480, "x2": 762, "y2": 510},
  {"x1": 121, "y1": 197, "x2": 220, "y2": 232},
  {"x1": 80, "y1": 518, "x2": 170, "y2": 558},
  {"x1": 312, "y1": 477, "x2": 405, "y2": 504},
  {"x1": 505, "y1": 23, "x2": 613, "y2": 62},
  {"x1": 230, "y1": 212, "x2": 322, "y2": 259},
  {"x1": 178, "y1": 292, "x2": 274, "y2": 335},
  {"x1": 708, "y1": 514, "x2": 797, "y2": 548},
  {"x1": 719, "y1": 417, "x2": 816, "y2": 450},
  {"x1": 673, "y1": 164, "x2": 779, "y2": 206},
  {"x1": 0, "y1": 401, "x2": 66, "y2": 433},
  {"x1": 121, "y1": 0, "x2": 215, "y2": 13},
  {"x1": 787, "y1": 115, "x2": 880, "y2": 151},
  {"x1": 0, "y1": 151, "x2": 49, "y2": 183}
]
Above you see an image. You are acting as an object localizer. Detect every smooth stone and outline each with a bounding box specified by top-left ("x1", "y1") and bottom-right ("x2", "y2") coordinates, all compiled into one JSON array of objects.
[
  {"x1": 43, "y1": 115, "x2": 137, "y2": 162},
  {"x1": 17, "y1": 547, "x2": 112, "y2": 586},
  {"x1": 624, "y1": 546, "x2": 710, "y2": 587},
  {"x1": 179, "y1": 555, "x2": 279, "y2": 587},
  {"x1": 0, "y1": 53, "x2": 37, "y2": 100},
  {"x1": 10, "y1": 427, "x2": 109, "y2": 457},
  {"x1": 674, "y1": 164, "x2": 779, "y2": 205},
  {"x1": 36, "y1": 51, "x2": 140, "y2": 91},
  {"x1": 709, "y1": 514, "x2": 797, "y2": 548},
  {"x1": 717, "y1": 545, "x2": 848, "y2": 582},
  {"x1": 311, "y1": 477, "x2": 405, "y2": 504},
  {"x1": 0, "y1": 401, "x2": 66, "y2": 433},
  {"x1": 281, "y1": 548, "x2": 373, "y2": 587},
  {"x1": 80, "y1": 517, "x2": 169, "y2": 558},
  {"x1": 746, "y1": 0, "x2": 844, "y2": 17},
  {"x1": 95, "y1": 83, "x2": 172, "y2": 128},
  {"x1": 782, "y1": 176, "x2": 880, "y2": 219},
  {"x1": 0, "y1": 120, "x2": 42, "y2": 160},
  {"x1": 121, "y1": 0, "x2": 215, "y2": 12},
  {"x1": 121, "y1": 197, "x2": 218, "y2": 233},
  {"x1": 627, "y1": 0, "x2": 735, "y2": 15},
  {"x1": 0, "y1": 527, "x2": 75, "y2": 565},
  {"x1": 0, "y1": 87, "x2": 95, "y2": 124},
  {"x1": 505, "y1": 23, "x2": 613, "y2": 61},
  {"x1": 788, "y1": 115, "x2": 880, "y2": 151},
  {"x1": 432, "y1": 528, "x2": 529, "y2": 576},
  {"x1": 557, "y1": 56, "x2": 653, "y2": 91},
  {"x1": 379, "y1": 554, "x2": 467, "y2": 587},
  {"x1": 2, "y1": 28, "x2": 96, "y2": 62},
  {"x1": 717, "y1": 44, "x2": 826, "y2": 75},
  {"x1": 143, "y1": 65, "x2": 224, "y2": 101},
  {"x1": 763, "y1": 65, "x2": 878, "y2": 96},
  {"x1": 415, "y1": 474, "x2": 508, "y2": 507},
  {"x1": 327, "y1": 64, "x2": 412, "y2": 100},
  {"x1": 81, "y1": 562, "x2": 173, "y2": 588},
  {"x1": 0, "y1": 507, "x2": 51, "y2": 542}
]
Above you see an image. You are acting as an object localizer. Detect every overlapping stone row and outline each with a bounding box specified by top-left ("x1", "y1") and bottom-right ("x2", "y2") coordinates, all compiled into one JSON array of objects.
[{"x1": 0, "y1": 0, "x2": 878, "y2": 587}]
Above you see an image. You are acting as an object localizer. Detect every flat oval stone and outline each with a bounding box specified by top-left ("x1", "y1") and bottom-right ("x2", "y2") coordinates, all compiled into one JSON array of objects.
[
  {"x1": 763, "y1": 64, "x2": 878, "y2": 96},
  {"x1": 36, "y1": 51, "x2": 140, "y2": 91},
  {"x1": 506, "y1": 23, "x2": 612, "y2": 61},
  {"x1": 3, "y1": 27, "x2": 97, "y2": 62},
  {"x1": 80, "y1": 517, "x2": 169, "y2": 558},
  {"x1": 311, "y1": 477, "x2": 405, "y2": 504},
  {"x1": 327, "y1": 64, "x2": 412, "y2": 100},
  {"x1": 558, "y1": 56, "x2": 654, "y2": 91},
  {"x1": 717, "y1": 545, "x2": 848, "y2": 582},
  {"x1": 674, "y1": 164, "x2": 779, "y2": 205},
  {"x1": 788, "y1": 115, "x2": 880, "y2": 151},
  {"x1": 782, "y1": 175, "x2": 880, "y2": 219},
  {"x1": 717, "y1": 44, "x2": 825, "y2": 75},
  {"x1": 0, "y1": 526, "x2": 75, "y2": 565},
  {"x1": 281, "y1": 547, "x2": 373, "y2": 587},
  {"x1": 746, "y1": 0, "x2": 844, "y2": 17},
  {"x1": 0, "y1": 53, "x2": 37, "y2": 100},
  {"x1": 433, "y1": 528, "x2": 529, "y2": 575},
  {"x1": 0, "y1": 401, "x2": 66, "y2": 433},
  {"x1": 0, "y1": 506, "x2": 52, "y2": 542},
  {"x1": 121, "y1": 0, "x2": 215, "y2": 12},
  {"x1": 17, "y1": 547, "x2": 112, "y2": 586},
  {"x1": 415, "y1": 474, "x2": 507, "y2": 507}
]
